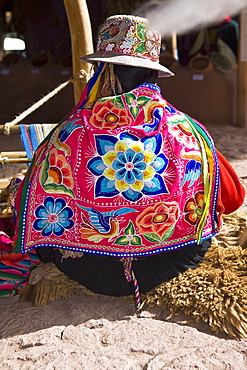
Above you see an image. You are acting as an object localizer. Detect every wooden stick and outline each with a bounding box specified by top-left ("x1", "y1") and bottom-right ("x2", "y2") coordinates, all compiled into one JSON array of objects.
[
  {"x1": 0, "y1": 123, "x2": 56, "y2": 134},
  {"x1": 1, "y1": 152, "x2": 27, "y2": 159},
  {"x1": 63, "y1": 0, "x2": 94, "y2": 103},
  {"x1": 0, "y1": 158, "x2": 31, "y2": 164}
]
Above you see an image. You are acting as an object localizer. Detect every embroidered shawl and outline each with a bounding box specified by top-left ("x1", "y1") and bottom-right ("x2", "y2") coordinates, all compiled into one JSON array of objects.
[{"x1": 15, "y1": 84, "x2": 220, "y2": 257}]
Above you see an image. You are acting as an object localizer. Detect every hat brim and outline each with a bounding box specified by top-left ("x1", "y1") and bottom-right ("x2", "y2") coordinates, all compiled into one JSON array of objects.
[{"x1": 80, "y1": 52, "x2": 174, "y2": 78}]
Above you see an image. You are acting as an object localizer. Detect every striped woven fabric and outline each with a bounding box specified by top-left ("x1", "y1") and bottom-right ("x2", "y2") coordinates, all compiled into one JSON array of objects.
[
  {"x1": 0, "y1": 247, "x2": 39, "y2": 297},
  {"x1": 0, "y1": 219, "x2": 39, "y2": 297},
  {"x1": 20, "y1": 123, "x2": 56, "y2": 160}
]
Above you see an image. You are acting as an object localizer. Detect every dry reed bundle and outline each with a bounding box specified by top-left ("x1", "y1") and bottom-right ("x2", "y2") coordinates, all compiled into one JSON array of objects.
[{"x1": 143, "y1": 212, "x2": 247, "y2": 338}]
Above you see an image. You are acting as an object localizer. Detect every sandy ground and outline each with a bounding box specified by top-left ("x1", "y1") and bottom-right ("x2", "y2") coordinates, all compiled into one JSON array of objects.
[{"x1": 0, "y1": 124, "x2": 247, "y2": 369}]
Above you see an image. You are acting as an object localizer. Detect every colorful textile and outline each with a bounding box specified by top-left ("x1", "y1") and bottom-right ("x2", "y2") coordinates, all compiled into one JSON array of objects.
[
  {"x1": 15, "y1": 84, "x2": 220, "y2": 257},
  {"x1": 215, "y1": 149, "x2": 246, "y2": 215},
  {"x1": 20, "y1": 123, "x2": 56, "y2": 159},
  {"x1": 0, "y1": 230, "x2": 13, "y2": 251},
  {"x1": 80, "y1": 16, "x2": 173, "y2": 77},
  {"x1": 96, "y1": 15, "x2": 160, "y2": 62},
  {"x1": 121, "y1": 257, "x2": 141, "y2": 308},
  {"x1": 0, "y1": 245, "x2": 39, "y2": 297}
]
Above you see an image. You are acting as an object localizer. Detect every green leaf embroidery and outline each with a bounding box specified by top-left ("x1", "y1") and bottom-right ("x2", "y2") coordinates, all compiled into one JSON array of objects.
[
  {"x1": 125, "y1": 221, "x2": 135, "y2": 235},
  {"x1": 161, "y1": 226, "x2": 175, "y2": 242},
  {"x1": 135, "y1": 42, "x2": 146, "y2": 54},
  {"x1": 111, "y1": 96, "x2": 125, "y2": 109},
  {"x1": 137, "y1": 24, "x2": 146, "y2": 40},
  {"x1": 43, "y1": 183, "x2": 75, "y2": 198},
  {"x1": 131, "y1": 235, "x2": 142, "y2": 246},
  {"x1": 125, "y1": 93, "x2": 136, "y2": 105},
  {"x1": 143, "y1": 233, "x2": 161, "y2": 243},
  {"x1": 137, "y1": 96, "x2": 151, "y2": 106},
  {"x1": 114, "y1": 236, "x2": 129, "y2": 246},
  {"x1": 40, "y1": 156, "x2": 49, "y2": 185},
  {"x1": 99, "y1": 97, "x2": 110, "y2": 102},
  {"x1": 130, "y1": 106, "x2": 139, "y2": 119}
]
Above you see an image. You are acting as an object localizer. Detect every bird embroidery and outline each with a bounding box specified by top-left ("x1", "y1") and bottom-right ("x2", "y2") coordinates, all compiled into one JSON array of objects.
[{"x1": 77, "y1": 204, "x2": 137, "y2": 243}]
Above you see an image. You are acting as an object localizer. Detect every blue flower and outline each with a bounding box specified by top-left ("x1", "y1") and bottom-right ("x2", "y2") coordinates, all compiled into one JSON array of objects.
[
  {"x1": 112, "y1": 148, "x2": 146, "y2": 185},
  {"x1": 33, "y1": 196, "x2": 74, "y2": 236}
]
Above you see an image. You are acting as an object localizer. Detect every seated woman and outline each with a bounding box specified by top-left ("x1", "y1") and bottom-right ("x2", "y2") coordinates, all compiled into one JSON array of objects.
[{"x1": 13, "y1": 15, "x2": 245, "y2": 307}]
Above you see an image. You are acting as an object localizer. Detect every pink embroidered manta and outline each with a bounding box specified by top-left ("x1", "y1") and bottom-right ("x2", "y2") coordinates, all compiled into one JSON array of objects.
[{"x1": 15, "y1": 84, "x2": 219, "y2": 257}]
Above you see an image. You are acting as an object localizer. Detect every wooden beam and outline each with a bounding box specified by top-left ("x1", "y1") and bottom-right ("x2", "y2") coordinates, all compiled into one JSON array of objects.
[
  {"x1": 63, "y1": 0, "x2": 94, "y2": 104},
  {"x1": 237, "y1": 9, "x2": 247, "y2": 127}
]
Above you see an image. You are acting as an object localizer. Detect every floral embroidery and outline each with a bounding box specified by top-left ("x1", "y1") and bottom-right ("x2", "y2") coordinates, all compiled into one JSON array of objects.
[
  {"x1": 168, "y1": 118, "x2": 200, "y2": 149},
  {"x1": 114, "y1": 221, "x2": 142, "y2": 246},
  {"x1": 119, "y1": 25, "x2": 137, "y2": 53},
  {"x1": 33, "y1": 197, "x2": 74, "y2": 237},
  {"x1": 19, "y1": 84, "x2": 219, "y2": 257},
  {"x1": 40, "y1": 149, "x2": 75, "y2": 198},
  {"x1": 90, "y1": 99, "x2": 131, "y2": 129},
  {"x1": 98, "y1": 18, "x2": 161, "y2": 62},
  {"x1": 136, "y1": 201, "x2": 180, "y2": 242},
  {"x1": 141, "y1": 101, "x2": 165, "y2": 132},
  {"x1": 144, "y1": 29, "x2": 160, "y2": 59},
  {"x1": 87, "y1": 132, "x2": 169, "y2": 202},
  {"x1": 46, "y1": 148, "x2": 74, "y2": 189},
  {"x1": 105, "y1": 43, "x2": 115, "y2": 51},
  {"x1": 184, "y1": 191, "x2": 204, "y2": 226},
  {"x1": 134, "y1": 24, "x2": 160, "y2": 60},
  {"x1": 124, "y1": 92, "x2": 151, "y2": 119}
]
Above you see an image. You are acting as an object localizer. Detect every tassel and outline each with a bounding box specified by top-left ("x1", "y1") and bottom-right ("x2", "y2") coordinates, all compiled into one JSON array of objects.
[
  {"x1": 183, "y1": 114, "x2": 219, "y2": 243},
  {"x1": 78, "y1": 62, "x2": 106, "y2": 108},
  {"x1": 121, "y1": 257, "x2": 141, "y2": 309}
]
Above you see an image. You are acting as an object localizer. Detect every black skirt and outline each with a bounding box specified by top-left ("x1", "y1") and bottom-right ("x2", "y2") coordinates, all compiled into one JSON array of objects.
[{"x1": 36, "y1": 239, "x2": 211, "y2": 297}]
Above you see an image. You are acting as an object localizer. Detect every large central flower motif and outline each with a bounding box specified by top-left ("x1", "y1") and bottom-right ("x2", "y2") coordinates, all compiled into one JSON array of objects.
[
  {"x1": 33, "y1": 196, "x2": 74, "y2": 237},
  {"x1": 87, "y1": 132, "x2": 169, "y2": 202},
  {"x1": 136, "y1": 201, "x2": 180, "y2": 240},
  {"x1": 111, "y1": 147, "x2": 147, "y2": 184},
  {"x1": 90, "y1": 99, "x2": 132, "y2": 129}
]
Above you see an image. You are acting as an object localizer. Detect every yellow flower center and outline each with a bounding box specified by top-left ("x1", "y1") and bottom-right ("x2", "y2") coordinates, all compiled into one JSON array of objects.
[
  {"x1": 105, "y1": 112, "x2": 118, "y2": 123},
  {"x1": 153, "y1": 213, "x2": 168, "y2": 224}
]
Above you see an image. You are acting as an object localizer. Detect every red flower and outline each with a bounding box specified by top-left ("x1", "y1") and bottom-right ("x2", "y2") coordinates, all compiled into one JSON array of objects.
[
  {"x1": 136, "y1": 201, "x2": 180, "y2": 237},
  {"x1": 90, "y1": 100, "x2": 132, "y2": 129},
  {"x1": 47, "y1": 148, "x2": 74, "y2": 189},
  {"x1": 184, "y1": 191, "x2": 204, "y2": 225}
]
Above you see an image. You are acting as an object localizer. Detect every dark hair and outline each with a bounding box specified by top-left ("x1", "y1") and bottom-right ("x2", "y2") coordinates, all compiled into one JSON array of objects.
[{"x1": 113, "y1": 64, "x2": 158, "y2": 92}]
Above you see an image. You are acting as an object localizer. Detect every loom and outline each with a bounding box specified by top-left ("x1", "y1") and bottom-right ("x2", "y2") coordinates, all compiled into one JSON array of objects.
[{"x1": 0, "y1": 0, "x2": 94, "y2": 212}]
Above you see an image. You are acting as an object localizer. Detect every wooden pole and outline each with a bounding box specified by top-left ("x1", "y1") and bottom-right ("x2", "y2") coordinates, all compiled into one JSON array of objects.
[
  {"x1": 170, "y1": 33, "x2": 177, "y2": 59},
  {"x1": 237, "y1": 9, "x2": 247, "y2": 127},
  {"x1": 63, "y1": 0, "x2": 94, "y2": 104}
]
